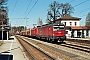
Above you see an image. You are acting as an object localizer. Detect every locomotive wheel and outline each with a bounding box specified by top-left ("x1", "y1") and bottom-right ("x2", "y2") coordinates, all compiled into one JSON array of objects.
[
  {"x1": 48, "y1": 38, "x2": 51, "y2": 42},
  {"x1": 54, "y1": 39, "x2": 57, "y2": 43},
  {"x1": 46, "y1": 38, "x2": 49, "y2": 41},
  {"x1": 60, "y1": 39, "x2": 64, "y2": 43}
]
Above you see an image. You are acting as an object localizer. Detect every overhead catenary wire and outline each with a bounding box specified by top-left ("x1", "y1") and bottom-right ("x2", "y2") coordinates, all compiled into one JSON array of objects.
[
  {"x1": 68, "y1": 0, "x2": 89, "y2": 15},
  {"x1": 25, "y1": 0, "x2": 38, "y2": 18},
  {"x1": 9, "y1": 0, "x2": 21, "y2": 27},
  {"x1": 10, "y1": 0, "x2": 90, "y2": 27},
  {"x1": 20, "y1": 0, "x2": 38, "y2": 26},
  {"x1": 20, "y1": 0, "x2": 33, "y2": 25},
  {"x1": 11, "y1": 0, "x2": 32, "y2": 27},
  {"x1": 74, "y1": 0, "x2": 89, "y2": 7},
  {"x1": 72, "y1": 0, "x2": 90, "y2": 26},
  {"x1": 24, "y1": 0, "x2": 32, "y2": 16},
  {"x1": 74, "y1": 6, "x2": 90, "y2": 16},
  {"x1": 75, "y1": 0, "x2": 90, "y2": 17},
  {"x1": 79, "y1": 7, "x2": 90, "y2": 15},
  {"x1": 9, "y1": 0, "x2": 19, "y2": 26},
  {"x1": 10, "y1": 8, "x2": 25, "y2": 17},
  {"x1": 9, "y1": 0, "x2": 25, "y2": 26},
  {"x1": 10, "y1": 0, "x2": 18, "y2": 16},
  {"x1": 69, "y1": 0, "x2": 74, "y2": 3},
  {"x1": 71, "y1": 0, "x2": 90, "y2": 17}
]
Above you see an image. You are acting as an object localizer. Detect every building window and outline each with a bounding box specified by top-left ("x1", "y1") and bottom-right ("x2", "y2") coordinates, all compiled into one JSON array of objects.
[
  {"x1": 86, "y1": 29, "x2": 89, "y2": 36},
  {"x1": 70, "y1": 22, "x2": 72, "y2": 26},
  {"x1": 66, "y1": 31, "x2": 68, "y2": 34},
  {"x1": 77, "y1": 30, "x2": 81, "y2": 37},
  {"x1": 64, "y1": 22, "x2": 66, "y2": 26},
  {"x1": 75, "y1": 22, "x2": 77, "y2": 26}
]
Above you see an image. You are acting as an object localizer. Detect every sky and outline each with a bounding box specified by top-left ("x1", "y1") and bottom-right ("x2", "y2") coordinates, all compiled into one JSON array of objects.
[{"x1": 7, "y1": 0, "x2": 90, "y2": 28}]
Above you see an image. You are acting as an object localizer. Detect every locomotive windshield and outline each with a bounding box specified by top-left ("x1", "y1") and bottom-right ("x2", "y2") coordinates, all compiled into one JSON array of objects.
[{"x1": 53, "y1": 25, "x2": 65, "y2": 30}]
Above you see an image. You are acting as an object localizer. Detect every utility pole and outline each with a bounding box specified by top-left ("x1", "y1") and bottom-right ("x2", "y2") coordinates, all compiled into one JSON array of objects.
[
  {"x1": 25, "y1": 18, "x2": 29, "y2": 35},
  {"x1": 9, "y1": 18, "x2": 29, "y2": 27},
  {"x1": 26, "y1": 18, "x2": 29, "y2": 29},
  {"x1": 9, "y1": 18, "x2": 29, "y2": 34}
]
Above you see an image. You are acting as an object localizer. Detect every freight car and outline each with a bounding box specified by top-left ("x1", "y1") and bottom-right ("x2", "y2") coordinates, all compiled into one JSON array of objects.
[{"x1": 20, "y1": 23, "x2": 66, "y2": 42}]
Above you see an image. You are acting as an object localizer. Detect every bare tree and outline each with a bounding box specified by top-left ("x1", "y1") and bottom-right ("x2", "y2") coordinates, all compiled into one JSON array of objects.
[
  {"x1": 0, "y1": 0, "x2": 8, "y2": 5},
  {"x1": 46, "y1": 1, "x2": 61, "y2": 23},
  {"x1": 85, "y1": 12, "x2": 90, "y2": 26},
  {"x1": 46, "y1": 1, "x2": 74, "y2": 24},
  {"x1": 0, "y1": 0, "x2": 8, "y2": 25},
  {"x1": 60, "y1": 3, "x2": 74, "y2": 16},
  {"x1": 37, "y1": 17, "x2": 43, "y2": 26}
]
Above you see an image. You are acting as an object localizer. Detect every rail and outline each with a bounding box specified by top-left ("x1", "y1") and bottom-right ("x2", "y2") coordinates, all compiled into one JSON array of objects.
[{"x1": 15, "y1": 36, "x2": 55, "y2": 60}]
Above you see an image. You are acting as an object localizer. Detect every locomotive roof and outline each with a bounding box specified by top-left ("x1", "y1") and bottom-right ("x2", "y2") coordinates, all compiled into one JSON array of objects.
[
  {"x1": 37, "y1": 23, "x2": 65, "y2": 28},
  {"x1": 37, "y1": 26, "x2": 41, "y2": 27}
]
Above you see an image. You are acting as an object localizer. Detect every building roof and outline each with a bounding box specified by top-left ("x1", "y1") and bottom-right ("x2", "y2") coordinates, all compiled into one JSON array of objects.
[
  {"x1": 61, "y1": 15, "x2": 81, "y2": 20},
  {"x1": 71, "y1": 26, "x2": 90, "y2": 30},
  {"x1": 55, "y1": 14, "x2": 81, "y2": 22}
]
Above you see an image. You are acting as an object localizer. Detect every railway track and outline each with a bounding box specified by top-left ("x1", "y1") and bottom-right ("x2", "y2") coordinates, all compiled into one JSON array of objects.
[
  {"x1": 60, "y1": 43, "x2": 90, "y2": 53},
  {"x1": 66, "y1": 38, "x2": 90, "y2": 44},
  {"x1": 15, "y1": 36, "x2": 55, "y2": 60},
  {"x1": 16, "y1": 35, "x2": 90, "y2": 60}
]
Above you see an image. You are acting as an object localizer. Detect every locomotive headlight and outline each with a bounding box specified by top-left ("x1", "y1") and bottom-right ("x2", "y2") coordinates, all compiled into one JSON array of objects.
[{"x1": 58, "y1": 32, "x2": 61, "y2": 33}]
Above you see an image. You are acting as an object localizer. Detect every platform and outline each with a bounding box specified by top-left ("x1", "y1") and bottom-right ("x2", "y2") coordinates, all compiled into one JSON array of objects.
[{"x1": 0, "y1": 36, "x2": 27, "y2": 60}]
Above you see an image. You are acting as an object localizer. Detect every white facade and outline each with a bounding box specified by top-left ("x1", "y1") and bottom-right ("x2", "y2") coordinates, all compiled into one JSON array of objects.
[
  {"x1": 74, "y1": 30, "x2": 77, "y2": 37},
  {"x1": 60, "y1": 18, "x2": 90, "y2": 38},
  {"x1": 66, "y1": 30, "x2": 71, "y2": 38},
  {"x1": 61, "y1": 19, "x2": 81, "y2": 38},
  {"x1": 61, "y1": 20, "x2": 80, "y2": 26},
  {"x1": 89, "y1": 31, "x2": 90, "y2": 36}
]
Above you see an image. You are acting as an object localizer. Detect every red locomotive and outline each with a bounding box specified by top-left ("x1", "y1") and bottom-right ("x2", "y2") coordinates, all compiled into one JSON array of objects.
[{"x1": 20, "y1": 23, "x2": 66, "y2": 42}]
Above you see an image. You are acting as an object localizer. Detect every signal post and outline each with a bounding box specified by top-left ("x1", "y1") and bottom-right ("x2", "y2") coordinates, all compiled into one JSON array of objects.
[
  {"x1": 1, "y1": 26, "x2": 4, "y2": 43},
  {"x1": 6, "y1": 31, "x2": 8, "y2": 40}
]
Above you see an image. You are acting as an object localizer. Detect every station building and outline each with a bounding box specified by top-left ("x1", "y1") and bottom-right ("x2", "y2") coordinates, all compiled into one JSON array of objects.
[
  {"x1": 0, "y1": 24, "x2": 10, "y2": 40},
  {"x1": 55, "y1": 14, "x2": 90, "y2": 38}
]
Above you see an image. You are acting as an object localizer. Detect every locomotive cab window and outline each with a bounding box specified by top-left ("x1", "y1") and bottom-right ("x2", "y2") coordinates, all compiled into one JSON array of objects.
[
  {"x1": 53, "y1": 25, "x2": 65, "y2": 30},
  {"x1": 59, "y1": 26, "x2": 65, "y2": 29}
]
